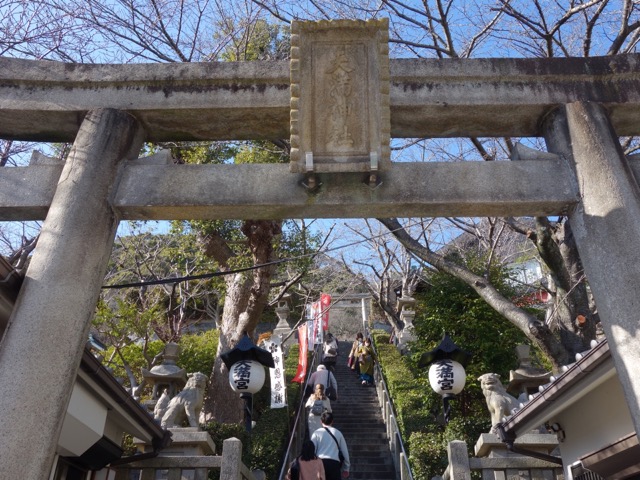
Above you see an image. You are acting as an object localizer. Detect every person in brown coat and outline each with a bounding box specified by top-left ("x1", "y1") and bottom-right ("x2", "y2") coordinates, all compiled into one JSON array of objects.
[{"x1": 347, "y1": 332, "x2": 364, "y2": 375}]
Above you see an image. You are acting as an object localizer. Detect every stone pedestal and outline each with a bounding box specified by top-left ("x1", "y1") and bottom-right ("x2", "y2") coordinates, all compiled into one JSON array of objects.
[
  {"x1": 136, "y1": 427, "x2": 216, "y2": 456},
  {"x1": 474, "y1": 433, "x2": 558, "y2": 458},
  {"x1": 135, "y1": 428, "x2": 215, "y2": 480}
]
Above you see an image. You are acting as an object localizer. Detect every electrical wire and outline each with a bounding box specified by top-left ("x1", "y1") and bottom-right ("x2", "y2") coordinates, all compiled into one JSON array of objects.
[{"x1": 101, "y1": 219, "x2": 425, "y2": 290}]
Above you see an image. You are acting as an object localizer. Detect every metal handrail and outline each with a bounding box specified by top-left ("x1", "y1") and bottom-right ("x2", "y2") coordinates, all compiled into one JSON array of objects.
[{"x1": 278, "y1": 335, "x2": 414, "y2": 480}]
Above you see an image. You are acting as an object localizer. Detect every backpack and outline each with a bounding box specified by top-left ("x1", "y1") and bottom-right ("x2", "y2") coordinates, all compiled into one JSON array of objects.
[{"x1": 310, "y1": 399, "x2": 324, "y2": 415}]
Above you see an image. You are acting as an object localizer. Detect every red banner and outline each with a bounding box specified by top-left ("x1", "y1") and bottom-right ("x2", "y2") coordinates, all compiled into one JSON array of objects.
[
  {"x1": 320, "y1": 293, "x2": 331, "y2": 331},
  {"x1": 292, "y1": 323, "x2": 308, "y2": 383}
]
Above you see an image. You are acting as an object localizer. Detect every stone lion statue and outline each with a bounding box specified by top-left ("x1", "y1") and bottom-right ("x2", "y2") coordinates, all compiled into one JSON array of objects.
[
  {"x1": 478, "y1": 373, "x2": 520, "y2": 434},
  {"x1": 161, "y1": 372, "x2": 209, "y2": 428},
  {"x1": 153, "y1": 388, "x2": 171, "y2": 422}
]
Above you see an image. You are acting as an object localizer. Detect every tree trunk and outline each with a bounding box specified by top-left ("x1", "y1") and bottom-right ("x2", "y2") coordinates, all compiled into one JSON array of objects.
[
  {"x1": 202, "y1": 220, "x2": 281, "y2": 423},
  {"x1": 533, "y1": 218, "x2": 598, "y2": 357}
]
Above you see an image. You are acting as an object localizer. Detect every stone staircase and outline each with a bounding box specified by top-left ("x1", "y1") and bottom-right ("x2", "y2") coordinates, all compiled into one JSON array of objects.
[{"x1": 329, "y1": 340, "x2": 398, "y2": 480}]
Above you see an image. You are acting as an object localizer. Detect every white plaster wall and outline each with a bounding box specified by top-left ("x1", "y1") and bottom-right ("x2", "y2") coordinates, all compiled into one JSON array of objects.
[
  {"x1": 102, "y1": 417, "x2": 125, "y2": 446},
  {"x1": 554, "y1": 375, "x2": 634, "y2": 477},
  {"x1": 57, "y1": 382, "x2": 107, "y2": 457}
]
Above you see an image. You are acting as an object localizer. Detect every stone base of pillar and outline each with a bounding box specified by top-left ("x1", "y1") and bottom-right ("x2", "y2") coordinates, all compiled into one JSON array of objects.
[
  {"x1": 135, "y1": 427, "x2": 216, "y2": 456},
  {"x1": 396, "y1": 328, "x2": 416, "y2": 354},
  {"x1": 273, "y1": 322, "x2": 293, "y2": 344},
  {"x1": 474, "y1": 433, "x2": 558, "y2": 458}
]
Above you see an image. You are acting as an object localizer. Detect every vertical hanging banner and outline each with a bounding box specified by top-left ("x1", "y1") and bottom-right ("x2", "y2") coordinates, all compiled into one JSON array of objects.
[
  {"x1": 307, "y1": 318, "x2": 315, "y2": 347},
  {"x1": 312, "y1": 301, "x2": 323, "y2": 345},
  {"x1": 292, "y1": 323, "x2": 308, "y2": 383},
  {"x1": 265, "y1": 337, "x2": 287, "y2": 408},
  {"x1": 306, "y1": 303, "x2": 315, "y2": 347},
  {"x1": 320, "y1": 293, "x2": 331, "y2": 331},
  {"x1": 306, "y1": 302, "x2": 323, "y2": 346}
]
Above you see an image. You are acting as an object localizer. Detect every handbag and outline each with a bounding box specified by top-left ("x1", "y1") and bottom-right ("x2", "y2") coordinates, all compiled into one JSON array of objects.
[
  {"x1": 326, "y1": 385, "x2": 337, "y2": 401},
  {"x1": 325, "y1": 370, "x2": 337, "y2": 401},
  {"x1": 304, "y1": 383, "x2": 313, "y2": 397},
  {"x1": 285, "y1": 457, "x2": 299, "y2": 480},
  {"x1": 324, "y1": 427, "x2": 345, "y2": 467},
  {"x1": 347, "y1": 355, "x2": 354, "y2": 368}
]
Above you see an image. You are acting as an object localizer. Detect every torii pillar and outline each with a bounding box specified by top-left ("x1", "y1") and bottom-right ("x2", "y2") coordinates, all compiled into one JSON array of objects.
[
  {"x1": 544, "y1": 101, "x2": 640, "y2": 435},
  {"x1": 0, "y1": 109, "x2": 144, "y2": 479}
]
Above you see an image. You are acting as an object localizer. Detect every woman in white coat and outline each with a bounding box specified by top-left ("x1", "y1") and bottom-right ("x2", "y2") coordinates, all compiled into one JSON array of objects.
[{"x1": 305, "y1": 383, "x2": 332, "y2": 436}]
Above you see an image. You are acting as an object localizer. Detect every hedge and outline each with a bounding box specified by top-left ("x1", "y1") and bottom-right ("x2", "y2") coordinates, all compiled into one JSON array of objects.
[{"x1": 372, "y1": 330, "x2": 488, "y2": 480}]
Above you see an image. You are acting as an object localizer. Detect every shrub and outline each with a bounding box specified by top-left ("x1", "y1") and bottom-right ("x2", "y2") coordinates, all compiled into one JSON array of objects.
[
  {"x1": 372, "y1": 330, "x2": 491, "y2": 480},
  {"x1": 178, "y1": 329, "x2": 219, "y2": 375}
]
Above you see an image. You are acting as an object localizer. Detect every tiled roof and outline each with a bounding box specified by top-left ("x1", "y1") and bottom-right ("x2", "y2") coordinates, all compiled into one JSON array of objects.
[{"x1": 500, "y1": 339, "x2": 612, "y2": 436}]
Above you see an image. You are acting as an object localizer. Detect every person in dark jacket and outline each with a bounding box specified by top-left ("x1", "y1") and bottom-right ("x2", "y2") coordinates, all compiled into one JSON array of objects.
[
  {"x1": 306, "y1": 364, "x2": 338, "y2": 400},
  {"x1": 322, "y1": 332, "x2": 339, "y2": 372}
]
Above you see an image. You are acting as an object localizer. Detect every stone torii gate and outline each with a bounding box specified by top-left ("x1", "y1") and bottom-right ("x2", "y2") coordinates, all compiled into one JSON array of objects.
[{"x1": 1, "y1": 19, "x2": 640, "y2": 479}]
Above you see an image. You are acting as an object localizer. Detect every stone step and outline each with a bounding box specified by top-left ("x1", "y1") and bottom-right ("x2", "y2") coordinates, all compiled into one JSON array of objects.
[
  {"x1": 336, "y1": 435, "x2": 388, "y2": 444},
  {"x1": 349, "y1": 446, "x2": 392, "y2": 455},
  {"x1": 312, "y1": 341, "x2": 399, "y2": 480},
  {"x1": 336, "y1": 427, "x2": 386, "y2": 433}
]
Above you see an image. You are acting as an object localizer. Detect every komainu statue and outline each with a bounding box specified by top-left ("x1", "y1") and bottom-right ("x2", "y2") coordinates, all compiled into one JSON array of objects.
[
  {"x1": 478, "y1": 373, "x2": 520, "y2": 434},
  {"x1": 161, "y1": 372, "x2": 209, "y2": 428},
  {"x1": 153, "y1": 388, "x2": 171, "y2": 422}
]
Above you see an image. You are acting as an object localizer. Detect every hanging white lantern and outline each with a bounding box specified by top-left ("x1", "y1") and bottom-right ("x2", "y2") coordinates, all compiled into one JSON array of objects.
[
  {"x1": 228, "y1": 360, "x2": 266, "y2": 394},
  {"x1": 428, "y1": 359, "x2": 466, "y2": 396}
]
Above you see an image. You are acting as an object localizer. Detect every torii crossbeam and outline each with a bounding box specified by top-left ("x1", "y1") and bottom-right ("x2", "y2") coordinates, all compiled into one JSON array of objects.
[{"x1": 1, "y1": 19, "x2": 640, "y2": 479}]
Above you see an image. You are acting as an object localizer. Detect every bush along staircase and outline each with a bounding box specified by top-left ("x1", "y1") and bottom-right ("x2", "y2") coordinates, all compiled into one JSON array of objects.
[{"x1": 328, "y1": 341, "x2": 398, "y2": 480}]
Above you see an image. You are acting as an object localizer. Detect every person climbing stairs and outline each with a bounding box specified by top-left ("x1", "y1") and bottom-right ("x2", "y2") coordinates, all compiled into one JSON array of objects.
[{"x1": 327, "y1": 340, "x2": 398, "y2": 480}]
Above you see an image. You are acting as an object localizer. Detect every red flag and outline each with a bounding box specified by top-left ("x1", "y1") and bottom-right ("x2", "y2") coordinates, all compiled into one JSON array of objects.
[
  {"x1": 320, "y1": 293, "x2": 331, "y2": 331},
  {"x1": 292, "y1": 324, "x2": 308, "y2": 383}
]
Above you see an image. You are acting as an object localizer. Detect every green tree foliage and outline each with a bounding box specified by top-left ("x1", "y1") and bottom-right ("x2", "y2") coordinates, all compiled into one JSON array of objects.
[
  {"x1": 101, "y1": 228, "x2": 221, "y2": 341},
  {"x1": 100, "y1": 329, "x2": 219, "y2": 400},
  {"x1": 411, "y1": 253, "x2": 551, "y2": 378},
  {"x1": 218, "y1": 19, "x2": 289, "y2": 62},
  {"x1": 395, "y1": 254, "x2": 549, "y2": 478},
  {"x1": 96, "y1": 227, "x2": 223, "y2": 393},
  {"x1": 177, "y1": 329, "x2": 221, "y2": 376}
]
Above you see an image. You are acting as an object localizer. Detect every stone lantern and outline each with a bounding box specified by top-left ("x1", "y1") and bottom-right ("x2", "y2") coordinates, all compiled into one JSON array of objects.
[
  {"x1": 507, "y1": 345, "x2": 552, "y2": 402},
  {"x1": 396, "y1": 294, "x2": 416, "y2": 353},
  {"x1": 272, "y1": 294, "x2": 294, "y2": 347},
  {"x1": 141, "y1": 342, "x2": 187, "y2": 412}
]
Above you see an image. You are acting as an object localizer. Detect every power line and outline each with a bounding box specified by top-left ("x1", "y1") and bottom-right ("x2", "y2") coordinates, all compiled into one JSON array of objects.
[{"x1": 101, "y1": 219, "x2": 424, "y2": 289}]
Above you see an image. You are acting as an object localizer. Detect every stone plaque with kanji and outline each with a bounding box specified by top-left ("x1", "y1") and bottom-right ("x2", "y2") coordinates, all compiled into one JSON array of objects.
[{"x1": 290, "y1": 19, "x2": 390, "y2": 173}]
